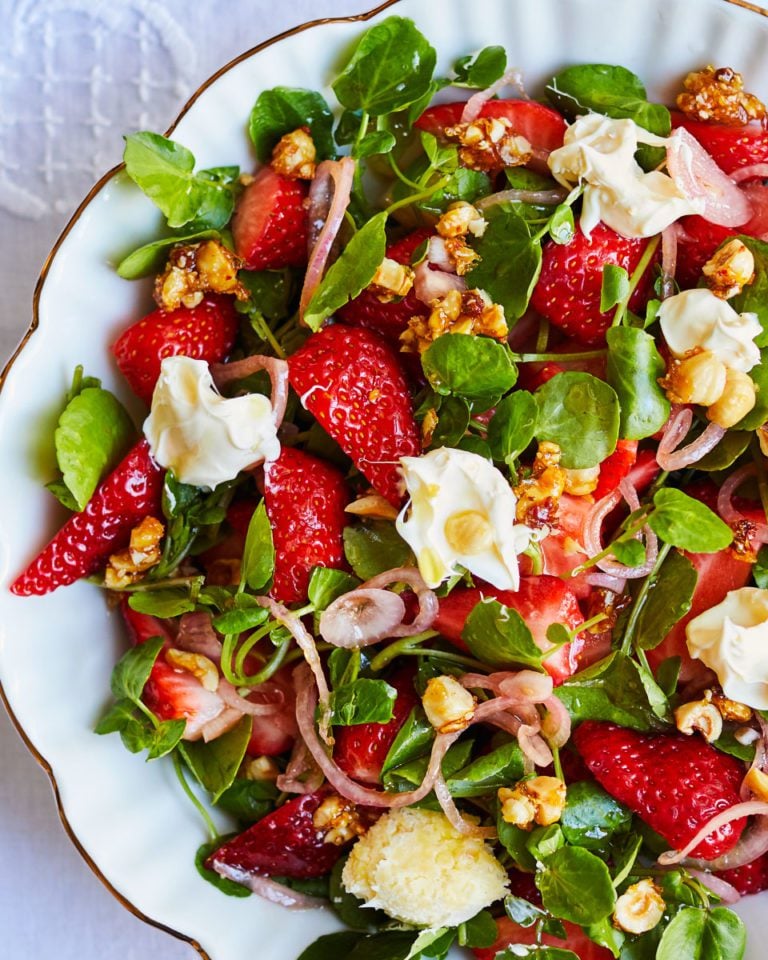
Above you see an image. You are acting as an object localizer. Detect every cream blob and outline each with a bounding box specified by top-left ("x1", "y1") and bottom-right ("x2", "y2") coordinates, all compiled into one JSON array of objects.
[
  {"x1": 547, "y1": 113, "x2": 703, "y2": 238},
  {"x1": 658, "y1": 288, "x2": 761, "y2": 373},
  {"x1": 144, "y1": 356, "x2": 280, "y2": 488},
  {"x1": 396, "y1": 447, "x2": 531, "y2": 590},
  {"x1": 686, "y1": 587, "x2": 768, "y2": 709}
]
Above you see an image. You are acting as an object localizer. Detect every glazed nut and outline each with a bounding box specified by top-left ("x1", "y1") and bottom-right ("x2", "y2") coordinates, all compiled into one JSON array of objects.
[
  {"x1": 129, "y1": 515, "x2": 165, "y2": 566},
  {"x1": 711, "y1": 692, "x2": 753, "y2": 723},
  {"x1": 497, "y1": 789, "x2": 537, "y2": 829},
  {"x1": 422, "y1": 675, "x2": 476, "y2": 734},
  {"x1": 707, "y1": 368, "x2": 757, "y2": 428},
  {"x1": 270, "y1": 126, "x2": 316, "y2": 179},
  {"x1": 743, "y1": 767, "x2": 768, "y2": 802},
  {"x1": 676, "y1": 65, "x2": 767, "y2": 126},
  {"x1": 613, "y1": 879, "x2": 665, "y2": 935},
  {"x1": 562, "y1": 465, "x2": 600, "y2": 496},
  {"x1": 345, "y1": 494, "x2": 400, "y2": 520},
  {"x1": 165, "y1": 648, "x2": 219, "y2": 692},
  {"x1": 444, "y1": 510, "x2": 494, "y2": 555},
  {"x1": 312, "y1": 794, "x2": 366, "y2": 845},
  {"x1": 244, "y1": 756, "x2": 280, "y2": 781},
  {"x1": 436, "y1": 201, "x2": 487, "y2": 239},
  {"x1": 498, "y1": 777, "x2": 567, "y2": 830},
  {"x1": 664, "y1": 350, "x2": 728, "y2": 406},
  {"x1": 369, "y1": 257, "x2": 415, "y2": 301},
  {"x1": 702, "y1": 238, "x2": 755, "y2": 299},
  {"x1": 674, "y1": 698, "x2": 723, "y2": 743}
]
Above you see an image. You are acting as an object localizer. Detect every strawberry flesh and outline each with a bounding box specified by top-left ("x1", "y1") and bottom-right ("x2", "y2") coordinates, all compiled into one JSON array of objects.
[
  {"x1": 473, "y1": 916, "x2": 612, "y2": 960},
  {"x1": 232, "y1": 166, "x2": 309, "y2": 270},
  {"x1": 671, "y1": 112, "x2": 768, "y2": 175},
  {"x1": 717, "y1": 855, "x2": 768, "y2": 896}
]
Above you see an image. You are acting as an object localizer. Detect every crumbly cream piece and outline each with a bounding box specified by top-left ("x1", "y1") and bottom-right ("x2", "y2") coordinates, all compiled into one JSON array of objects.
[
  {"x1": 658, "y1": 288, "x2": 761, "y2": 374},
  {"x1": 548, "y1": 113, "x2": 703, "y2": 238},
  {"x1": 396, "y1": 447, "x2": 532, "y2": 590},
  {"x1": 154, "y1": 239, "x2": 246, "y2": 311},
  {"x1": 144, "y1": 356, "x2": 280, "y2": 489},
  {"x1": 342, "y1": 807, "x2": 508, "y2": 928},
  {"x1": 686, "y1": 587, "x2": 768, "y2": 709},
  {"x1": 677, "y1": 65, "x2": 767, "y2": 125},
  {"x1": 270, "y1": 126, "x2": 316, "y2": 179},
  {"x1": 400, "y1": 288, "x2": 507, "y2": 354}
]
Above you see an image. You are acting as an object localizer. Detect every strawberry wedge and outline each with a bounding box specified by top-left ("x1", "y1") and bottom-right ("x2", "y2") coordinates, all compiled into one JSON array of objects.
[{"x1": 232, "y1": 166, "x2": 309, "y2": 271}]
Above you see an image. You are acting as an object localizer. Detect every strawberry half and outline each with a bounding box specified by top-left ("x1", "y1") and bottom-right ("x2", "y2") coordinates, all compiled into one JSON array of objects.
[
  {"x1": 530, "y1": 223, "x2": 658, "y2": 346},
  {"x1": 573, "y1": 721, "x2": 747, "y2": 861},
  {"x1": 11, "y1": 439, "x2": 164, "y2": 596},
  {"x1": 143, "y1": 659, "x2": 227, "y2": 741},
  {"x1": 473, "y1": 916, "x2": 612, "y2": 960},
  {"x1": 231, "y1": 166, "x2": 309, "y2": 270},
  {"x1": 717, "y1": 855, "x2": 768, "y2": 896},
  {"x1": 288, "y1": 324, "x2": 420, "y2": 506},
  {"x1": 675, "y1": 215, "x2": 739, "y2": 289},
  {"x1": 112, "y1": 294, "x2": 238, "y2": 404},
  {"x1": 672, "y1": 112, "x2": 768, "y2": 175},
  {"x1": 593, "y1": 439, "x2": 638, "y2": 500},
  {"x1": 263, "y1": 447, "x2": 349, "y2": 605}
]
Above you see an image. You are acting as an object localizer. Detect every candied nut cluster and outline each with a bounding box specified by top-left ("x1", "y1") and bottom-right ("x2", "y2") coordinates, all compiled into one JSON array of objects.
[
  {"x1": 498, "y1": 776, "x2": 567, "y2": 830},
  {"x1": 345, "y1": 493, "x2": 400, "y2": 520},
  {"x1": 513, "y1": 441, "x2": 566, "y2": 525},
  {"x1": 367, "y1": 256, "x2": 416, "y2": 302},
  {"x1": 676, "y1": 65, "x2": 767, "y2": 126},
  {"x1": 154, "y1": 239, "x2": 247, "y2": 311},
  {"x1": 613, "y1": 879, "x2": 665, "y2": 935},
  {"x1": 702, "y1": 239, "x2": 756, "y2": 300},
  {"x1": 673, "y1": 690, "x2": 723, "y2": 743},
  {"x1": 660, "y1": 348, "x2": 756, "y2": 429},
  {"x1": 400, "y1": 288, "x2": 507, "y2": 354},
  {"x1": 313, "y1": 794, "x2": 368, "y2": 845},
  {"x1": 422, "y1": 675, "x2": 476, "y2": 733},
  {"x1": 105, "y1": 516, "x2": 165, "y2": 588},
  {"x1": 166, "y1": 648, "x2": 220, "y2": 692},
  {"x1": 444, "y1": 116, "x2": 533, "y2": 172},
  {"x1": 561, "y1": 465, "x2": 600, "y2": 496},
  {"x1": 441, "y1": 236, "x2": 481, "y2": 276},
  {"x1": 270, "y1": 126, "x2": 317, "y2": 179},
  {"x1": 436, "y1": 201, "x2": 487, "y2": 240}
]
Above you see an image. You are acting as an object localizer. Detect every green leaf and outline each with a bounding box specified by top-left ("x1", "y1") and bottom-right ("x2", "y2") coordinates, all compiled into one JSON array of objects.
[
  {"x1": 45, "y1": 478, "x2": 81, "y2": 512},
  {"x1": 416, "y1": 166, "x2": 492, "y2": 217},
  {"x1": 606, "y1": 326, "x2": 670, "y2": 440},
  {"x1": 536, "y1": 846, "x2": 616, "y2": 925},
  {"x1": 431, "y1": 395, "x2": 471, "y2": 448},
  {"x1": 696, "y1": 430, "x2": 752, "y2": 471},
  {"x1": 116, "y1": 229, "x2": 220, "y2": 279},
  {"x1": 249, "y1": 87, "x2": 334, "y2": 162},
  {"x1": 238, "y1": 268, "x2": 299, "y2": 322},
  {"x1": 487, "y1": 391, "x2": 538, "y2": 464},
  {"x1": 329, "y1": 857, "x2": 388, "y2": 932},
  {"x1": 504, "y1": 893, "x2": 547, "y2": 927},
  {"x1": 123, "y1": 132, "x2": 234, "y2": 229},
  {"x1": 215, "y1": 777, "x2": 277, "y2": 822},
  {"x1": 240, "y1": 500, "x2": 274, "y2": 592},
  {"x1": 610, "y1": 539, "x2": 646, "y2": 567},
  {"x1": 94, "y1": 698, "x2": 143, "y2": 738},
  {"x1": 462, "y1": 598, "x2": 545, "y2": 671},
  {"x1": 128, "y1": 589, "x2": 197, "y2": 619},
  {"x1": 145, "y1": 718, "x2": 186, "y2": 759},
  {"x1": 308, "y1": 567, "x2": 361, "y2": 612},
  {"x1": 633, "y1": 550, "x2": 697, "y2": 651},
  {"x1": 755, "y1": 544, "x2": 768, "y2": 588},
  {"x1": 732, "y1": 236, "x2": 768, "y2": 348},
  {"x1": 179, "y1": 716, "x2": 252, "y2": 802},
  {"x1": 195, "y1": 839, "x2": 251, "y2": 898},
  {"x1": 611, "y1": 832, "x2": 643, "y2": 887},
  {"x1": 110, "y1": 635, "x2": 165, "y2": 703},
  {"x1": 343, "y1": 521, "x2": 413, "y2": 581},
  {"x1": 54, "y1": 387, "x2": 134, "y2": 510},
  {"x1": 212, "y1": 607, "x2": 270, "y2": 635},
  {"x1": 585, "y1": 917, "x2": 625, "y2": 958},
  {"x1": 381, "y1": 706, "x2": 434, "y2": 776},
  {"x1": 527, "y1": 824, "x2": 565, "y2": 861},
  {"x1": 735, "y1": 346, "x2": 768, "y2": 430},
  {"x1": 497, "y1": 816, "x2": 536, "y2": 872},
  {"x1": 535, "y1": 372, "x2": 620, "y2": 468},
  {"x1": 448, "y1": 740, "x2": 525, "y2": 796},
  {"x1": 404, "y1": 928, "x2": 453, "y2": 960},
  {"x1": 549, "y1": 204, "x2": 575, "y2": 245},
  {"x1": 657, "y1": 906, "x2": 746, "y2": 960},
  {"x1": 304, "y1": 212, "x2": 387, "y2": 331},
  {"x1": 453, "y1": 46, "x2": 507, "y2": 88},
  {"x1": 649, "y1": 488, "x2": 733, "y2": 553},
  {"x1": 459, "y1": 910, "x2": 498, "y2": 949},
  {"x1": 330, "y1": 678, "x2": 396, "y2": 726},
  {"x1": 560, "y1": 780, "x2": 632, "y2": 849},
  {"x1": 466, "y1": 205, "x2": 543, "y2": 321},
  {"x1": 354, "y1": 130, "x2": 397, "y2": 160},
  {"x1": 332, "y1": 16, "x2": 436, "y2": 116},
  {"x1": 600, "y1": 265, "x2": 630, "y2": 313},
  {"x1": 383, "y1": 740, "x2": 472, "y2": 793},
  {"x1": 422, "y1": 334, "x2": 518, "y2": 406}
]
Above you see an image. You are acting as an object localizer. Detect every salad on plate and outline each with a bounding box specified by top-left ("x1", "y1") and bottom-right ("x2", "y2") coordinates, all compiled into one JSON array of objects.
[{"x1": 11, "y1": 13, "x2": 768, "y2": 960}]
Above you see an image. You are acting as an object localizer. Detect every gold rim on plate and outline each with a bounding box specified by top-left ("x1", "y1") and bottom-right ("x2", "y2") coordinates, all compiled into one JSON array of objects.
[{"x1": 0, "y1": 0, "x2": 766, "y2": 956}]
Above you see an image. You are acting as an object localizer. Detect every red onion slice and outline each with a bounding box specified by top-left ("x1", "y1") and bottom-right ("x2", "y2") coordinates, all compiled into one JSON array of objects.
[
  {"x1": 433, "y1": 772, "x2": 497, "y2": 839},
  {"x1": 217, "y1": 679, "x2": 284, "y2": 717},
  {"x1": 299, "y1": 157, "x2": 356, "y2": 322},
  {"x1": 460, "y1": 68, "x2": 526, "y2": 124},
  {"x1": 730, "y1": 163, "x2": 768, "y2": 184},
  {"x1": 497, "y1": 670, "x2": 554, "y2": 703},
  {"x1": 582, "y1": 572, "x2": 627, "y2": 593},
  {"x1": 658, "y1": 801, "x2": 768, "y2": 866},
  {"x1": 656, "y1": 411, "x2": 726, "y2": 472},
  {"x1": 319, "y1": 588, "x2": 407, "y2": 647},
  {"x1": 717, "y1": 463, "x2": 768, "y2": 542},
  {"x1": 277, "y1": 738, "x2": 324, "y2": 795},
  {"x1": 176, "y1": 611, "x2": 222, "y2": 661},
  {"x1": 210, "y1": 355, "x2": 290, "y2": 428},
  {"x1": 210, "y1": 860, "x2": 326, "y2": 909},
  {"x1": 361, "y1": 567, "x2": 439, "y2": 638},
  {"x1": 199, "y1": 706, "x2": 243, "y2": 742},
  {"x1": 541, "y1": 694, "x2": 572, "y2": 750},
  {"x1": 413, "y1": 259, "x2": 466, "y2": 304},
  {"x1": 687, "y1": 869, "x2": 741, "y2": 904},
  {"x1": 517, "y1": 724, "x2": 553, "y2": 768},
  {"x1": 582, "y1": 486, "x2": 658, "y2": 580},
  {"x1": 660, "y1": 224, "x2": 679, "y2": 297},
  {"x1": 476, "y1": 187, "x2": 567, "y2": 210}
]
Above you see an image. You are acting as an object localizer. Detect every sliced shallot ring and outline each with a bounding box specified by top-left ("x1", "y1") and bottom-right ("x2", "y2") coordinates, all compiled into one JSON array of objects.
[
  {"x1": 277, "y1": 737, "x2": 324, "y2": 795},
  {"x1": 210, "y1": 861, "x2": 326, "y2": 909},
  {"x1": 413, "y1": 259, "x2": 466, "y2": 304},
  {"x1": 434, "y1": 771, "x2": 497, "y2": 839},
  {"x1": 210, "y1": 354, "x2": 290, "y2": 427},
  {"x1": 361, "y1": 566, "x2": 439, "y2": 638},
  {"x1": 656, "y1": 414, "x2": 726, "y2": 472},
  {"x1": 517, "y1": 724, "x2": 553, "y2": 768},
  {"x1": 497, "y1": 670, "x2": 554, "y2": 703},
  {"x1": 176, "y1": 611, "x2": 223, "y2": 661},
  {"x1": 460, "y1": 67, "x2": 527, "y2": 124},
  {"x1": 660, "y1": 224, "x2": 679, "y2": 297},
  {"x1": 299, "y1": 157, "x2": 356, "y2": 322},
  {"x1": 717, "y1": 462, "x2": 768, "y2": 543},
  {"x1": 319, "y1": 588, "x2": 407, "y2": 647},
  {"x1": 658, "y1": 801, "x2": 768, "y2": 866},
  {"x1": 582, "y1": 572, "x2": 627, "y2": 593},
  {"x1": 217, "y1": 678, "x2": 284, "y2": 717},
  {"x1": 199, "y1": 706, "x2": 243, "y2": 742},
  {"x1": 541, "y1": 694, "x2": 572, "y2": 750},
  {"x1": 686, "y1": 869, "x2": 741, "y2": 904},
  {"x1": 476, "y1": 186, "x2": 567, "y2": 210},
  {"x1": 730, "y1": 163, "x2": 768, "y2": 184}
]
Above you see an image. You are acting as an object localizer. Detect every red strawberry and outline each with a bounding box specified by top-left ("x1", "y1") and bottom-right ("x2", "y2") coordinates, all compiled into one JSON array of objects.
[
  {"x1": 530, "y1": 223, "x2": 659, "y2": 346},
  {"x1": 112, "y1": 294, "x2": 238, "y2": 404},
  {"x1": 120, "y1": 597, "x2": 173, "y2": 647},
  {"x1": 336, "y1": 229, "x2": 432, "y2": 343},
  {"x1": 231, "y1": 166, "x2": 308, "y2": 270},
  {"x1": 574, "y1": 721, "x2": 747, "y2": 860},
  {"x1": 473, "y1": 916, "x2": 611, "y2": 960},
  {"x1": 206, "y1": 789, "x2": 346, "y2": 880},
  {"x1": 334, "y1": 668, "x2": 418, "y2": 784},
  {"x1": 593, "y1": 439, "x2": 638, "y2": 500},
  {"x1": 675, "y1": 215, "x2": 739, "y2": 289},
  {"x1": 143, "y1": 659, "x2": 228, "y2": 741},
  {"x1": 288, "y1": 324, "x2": 420, "y2": 506},
  {"x1": 516, "y1": 360, "x2": 564, "y2": 392},
  {"x1": 263, "y1": 447, "x2": 349, "y2": 605},
  {"x1": 671, "y1": 112, "x2": 768, "y2": 175},
  {"x1": 11, "y1": 439, "x2": 164, "y2": 596},
  {"x1": 432, "y1": 575, "x2": 585, "y2": 684},
  {"x1": 717, "y1": 855, "x2": 768, "y2": 896}
]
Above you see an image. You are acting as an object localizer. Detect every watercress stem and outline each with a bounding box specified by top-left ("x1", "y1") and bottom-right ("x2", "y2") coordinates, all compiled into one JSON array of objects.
[
  {"x1": 173, "y1": 751, "x2": 219, "y2": 842},
  {"x1": 387, "y1": 152, "x2": 424, "y2": 190},
  {"x1": 611, "y1": 234, "x2": 661, "y2": 327},
  {"x1": 513, "y1": 349, "x2": 607, "y2": 363},
  {"x1": 384, "y1": 175, "x2": 452, "y2": 216},
  {"x1": 369, "y1": 630, "x2": 439, "y2": 672},
  {"x1": 571, "y1": 515, "x2": 650, "y2": 575},
  {"x1": 620, "y1": 541, "x2": 673, "y2": 655}
]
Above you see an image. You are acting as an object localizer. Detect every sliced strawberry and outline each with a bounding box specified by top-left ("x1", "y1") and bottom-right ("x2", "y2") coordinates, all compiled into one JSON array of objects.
[
  {"x1": 671, "y1": 112, "x2": 768, "y2": 175},
  {"x1": 333, "y1": 668, "x2": 418, "y2": 784},
  {"x1": 246, "y1": 665, "x2": 298, "y2": 757},
  {"x1": 593, "y1": 440, "x2": 638, "y2": 500},
  {"x1": 11, "y1": 439, "x2": 164, "y2": 596},
  {"x1": 111, "y1": 294, "x2": 238, "y2": 404},
  {"x1": 120, "y1": 597, "x2": 173, "y2": 647},
  {"x1": 263, "y1": 447, "x2": 349, "y2": 605},
  {"x1": 473, "y1": 916, "x2": 611, "y2": 960},
  {"x1": 288, "y1": 324, "x2": 420, "y2": 506},
  {"x1": 717, "y1": 854, "x2": 768, "y2": 896},
  {"x1": 432, "y1": 575, "x2": 585, "y2": 684},
  {"x1": 336, "y1": 229, "x2": 432, "y2": 343},
  {"x1": 530, "y1": 223, "x2": 659, "y2": 346},
  {"x1": 574, "y1": 721, "x2": 746, "y2": 861},
  {"x1": 675, "y1": 215, "x2": 739, "y2": 289},
  {"x1": 231, "y1": 166, "x2": 309, "y2": 270},
  {"x1": 143, "y1": 659, "x2": 226, "y2": 741},
  {"x1": 206, "y1": 789, "x2": 345, "y2": 880}
]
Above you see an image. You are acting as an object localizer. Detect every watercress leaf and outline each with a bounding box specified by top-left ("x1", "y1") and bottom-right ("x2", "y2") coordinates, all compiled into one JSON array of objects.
[
  {"x1": 195, "y1": 838, "x2": 251, "y2": 898},
  {"x1": 94, "y1": 698, "x2": 141, "y2": 737},
  {"x1": 633, "y1": 550, "x2": 697, "y2": 651},
  {"x1": 179, "y1": 716, "x2": 252, "y2": 801},
  {"x1": 497, "y1": 950, "x2": 578, "y2": 960},
  {"x1": 657, "y1": 906, "x2": 746, "y2": 960},
  {"x1": 329, "y1": 857, "x2": 388, "y2": 932},
  {"x1": 610, "y1": 539, "x2": 646, "y2": 567},
  {"x1": 240, "y1": 500, "x2": 274, "y2": 591},
  {"x1": 420, "y1": 132, "x2": 458, "y2": 170},
  {"x1": 117, "y1": 716, "x2": 157, "y2": 754},
  {"x1": 304, "y1": 212, "x2": 387, "y2": 331},
  {"x1": 715, "y1": 727, "x2": 756, "y2": 762},
  {"x1": 146, "y1": 718, "x2": 186, "y2": 759},
  {"x1": 249, "y1": 87, "x2": 335, "y2": 162},
  {"x1": 462, "y1": 598, "x2": 544, "y2": 671},
  {"x1": 447, "y1": 740, "x2": 525, "y2": 796},
  {"x1": 383, "y1": 740, "x2": 472, "y2": 792},
  {"x1": 755, "y1": 544, "x2": 768, "y2": 588},
  {"x1": 431, "y1": 395, "x2": 471, "y2": 448},
  {"x1": 585, "y1": 918, "x2": 625, "y2": 958},
  {"x1": 328, "y1": 649, "x2": 361, "y2": 690},
  {"x1": 110, "y1": 635, "x2": 165, "y2": 703},
  {"x1": 458, "y1": 434, "x2": 494, "y2": 457},
  {"x1": 417, "y1": 167, "x2": 492, "y2": 216},
  {"x1": 536, "y1": 846, "x2": 616, "y2": 925},
  {"x1": 453, "y1": 46, "x2": 507, "y2": 88},
  {"x1": 238, "y1": 268, "x2": 299, "y2": 321},
  {"x1": 735, "y1": 346, "x2": 768, "y2": 430},
  {"x1": 535, "y1": 372, "x2": 620, "y2": 468},
  {"x1": 560, "y1": 780, "x2": 633, "y2": 849},
  {"x1": 335, "y1": 108, "x2": 364, "y2": 146},
  {"x1": 504, "y1": 894, "x2": 547, "y2": 927},
  {"x1": 117, "y1": 229, "x2": 220, "y2": 279},
  {"x1": 611, "y1": 832, "x2": 643, "y2": 888},
  {"x1": 215, "y1": 777, "x2": 277, "y2": 822},
  {"x1": 527, "y1": 824, "x2": 565, "y2": 861},
  {"x1": 549, "y1": 203, "x2": 575, "y2": 245},
  {"x1": 128, "y1": 589, "x2": 197, "y2": 619},
  {"x1": 459, "y1": 911, "x2": 498, "y2": 949},
  {"x1": 404, "y1": 928, "x2": 453, "y2": 960},
  {"x1": 345, "y1": 931, "x2": 421, "y2": 960},
  {"x1": 422, "y1": 334, "x2": 518, "y2": 405},
  {"x1": 308, "y1": 567, "x2": 362, "y2": 613},
  {"x1": 497, "y1": 815, "x2": 536, "y2": 871},
  {"x1": 354, "y1": 129, "x2": 397, "y2": 160},
  {"x1": 381, "y1": 706, "x2": 434, "y2": 776},
  {"x1": 732, "y1": 236, "x2": 768, "y2": 348},
  {"x1": 606, "y1": 326, "x2": 670, "y2": 440},
  {"x1": 332, "y1": 16, "x2": 437, "y2": 116},
  {"x1": 487, "y1": 391, "x2": 538, "y2": 464},
  {"x1": 697, "y1": 430, "x2": 752, "y2": 471},
  {"x1": 466, "y1": 205, "x2": 543, "y2": 320},
  {"x1": 649, "y1": 488, "x2": 733, "y2": 552},
  {"x1": 54, "y1": 386, "x2": 134, "y2": 510},
  {"x1": 600, "y1": 265, "x2": 630, "y2": 313},
  {"x1": 212, "y1": 607, "x2": 270, "y2": 635},
  {"x1": 45, "y1": 478, "x2": 80, "y2": 512},
  {"x1": 656, "y1": 656, "x2": 682, "y2": 699},
  {"x1": 330, "y1": 678, "x2": 396, "y2": 726},
  {"x1": 344, "y1": 520, "x2": 413, "y2": 581},
  {"x1": 546, "y1": 623, "x2": 571, "y2": 649}
]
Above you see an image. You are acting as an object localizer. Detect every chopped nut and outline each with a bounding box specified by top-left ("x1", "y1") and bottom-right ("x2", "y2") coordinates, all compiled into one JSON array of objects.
[
  {"x1": 707, "y1": 367, "x2": 757, "y2": 428},
  {"x1": 244, "y1": 756, "x2": 280, "y2": 781},
  {"x1": 743, "y1": 766, "x2": 768, "y2": 802},
  {"x1": 677, "y1": 65, "x2": 767, "y2": 126},
  {"x1": 345, "y1": 494, "x2": 400, "y2": 521},
  {"x1": 562, "y1": 465, "x2": 600, "y2": 496},
  {"x1": 513, "y1": 442, "x2": 566, "y2": 525},
  {"x1": 445, "y1": 116, "x2": 533, "y2": 172},
  {"x1": 400, "y1": 288, "x2": 508, "y2": 354},
  {"x1": 444, "y1": 510, "x2": 494, "y2": 555},
  {"x1": 443, "y1": 236, "x2": 481, "y2": 275},
  {"x1": 660, "y1": 349, "x2": 728, "y2": 407},
  {"x1": 421, "y1": 407, "x2": 439, "y2": 447},
  {"x1": 154, "y1": 239, "x2": 247, "y2": 311},
  {"x1": 105, "y1": 516, "x2": 165, "y2": 588},
  {"x1": 313, "y1": 794, "x2": 367, "y2": 845},
  {"x1": 613, "y1": 879, "x2": 665, "y2": 934},
  {"x1": 436, "y1": 201, "x2": 487, "y2": 239},
  {"x1": 735, "y1": 725, "x2": 761, "y2": 745},
  {"x1": 674, "y1": 695, "x2": 723, "y2": 743},
  {"x1": 270, "y1": 126, "x2": 316, "y2": 179},
  {"x1": 498, "y1": 776, "x2": 567, "y2": 830},
  {"x1": 422, "y1": 675, "x2": 476, "y2": 734},
  {"x1": 711, "y1": 692, "x2": 753, "y2": 723},
  {"x1": 166, "y1": 648, "x2": 219, "y2": 692},
  {"x1": 367, "y1": 256, "x2": 415, "y2": 302},
  {"x1": 702, "y1": 238, "x2": 756, "y2": 299}
]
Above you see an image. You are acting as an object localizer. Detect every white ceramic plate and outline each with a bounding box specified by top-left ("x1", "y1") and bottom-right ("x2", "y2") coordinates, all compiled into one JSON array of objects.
[{"x1": 2, "y1": 0, "x2": 768, "y2": 956}]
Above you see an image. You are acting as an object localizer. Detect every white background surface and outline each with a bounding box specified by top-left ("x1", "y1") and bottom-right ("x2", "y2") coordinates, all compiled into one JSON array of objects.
[{"x1": 0, "y1": 2, "x2": 374, "y2": 957}]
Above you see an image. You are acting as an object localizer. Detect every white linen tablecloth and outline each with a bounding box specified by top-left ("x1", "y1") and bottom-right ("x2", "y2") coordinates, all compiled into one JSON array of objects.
[{"x1": 0, "y1": 2, "x2": 375, "y2": 957}]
